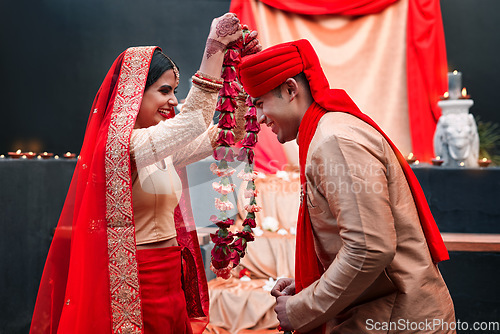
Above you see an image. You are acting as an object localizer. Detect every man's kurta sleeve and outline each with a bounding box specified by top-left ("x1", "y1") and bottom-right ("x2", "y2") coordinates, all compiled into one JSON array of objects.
[{"x1": 287, "y1": 132, "x2": 398, "y2": 332}]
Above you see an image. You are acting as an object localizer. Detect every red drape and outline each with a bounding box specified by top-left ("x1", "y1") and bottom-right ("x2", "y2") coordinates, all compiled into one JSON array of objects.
[
  {"x1": 257, "y1": 0, "x2": 398, "y2": 15},
  {"x1": 407, "y1": 0, "x2": 448, "y2": 162},
  {"x1": 231, "y1": 0, "x2": 448, "y2": 163}
]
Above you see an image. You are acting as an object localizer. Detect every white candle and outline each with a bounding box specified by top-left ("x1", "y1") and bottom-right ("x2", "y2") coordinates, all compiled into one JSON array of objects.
[{"x1": 448, "y1": 70, "x2": 462, "y2": 100}]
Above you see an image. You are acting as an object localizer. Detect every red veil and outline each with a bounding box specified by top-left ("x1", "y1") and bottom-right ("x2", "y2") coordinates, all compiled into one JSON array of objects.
[{"x1": 30, "y1": 47, "x2": 209, "y2": 334}]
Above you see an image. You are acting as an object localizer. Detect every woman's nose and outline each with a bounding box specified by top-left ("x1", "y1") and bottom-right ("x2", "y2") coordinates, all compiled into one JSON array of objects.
[{"x1": 169, "y1": 95, "x2": 178, "y2": 106}]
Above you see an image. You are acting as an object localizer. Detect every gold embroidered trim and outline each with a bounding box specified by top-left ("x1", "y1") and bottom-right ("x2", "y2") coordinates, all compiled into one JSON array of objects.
[{"x1": 105, "y1": 46, "x2": 156, "y2": 334}]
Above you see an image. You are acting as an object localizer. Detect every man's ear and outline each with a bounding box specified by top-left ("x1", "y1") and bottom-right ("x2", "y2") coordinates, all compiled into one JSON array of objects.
[{"x1": 284, "y1": 78, "x2": 299, "y2": 101}]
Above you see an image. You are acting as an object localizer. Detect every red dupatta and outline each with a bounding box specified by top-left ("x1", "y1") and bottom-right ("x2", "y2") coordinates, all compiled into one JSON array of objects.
[{"x1": 30, "y1": 46, "x2": 208, "y2": 334}]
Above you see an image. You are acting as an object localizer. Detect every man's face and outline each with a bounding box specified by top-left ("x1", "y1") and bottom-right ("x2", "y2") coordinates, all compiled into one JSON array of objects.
[{"x1": 252, "y1": 88, "x2": 300, "y2": 144}]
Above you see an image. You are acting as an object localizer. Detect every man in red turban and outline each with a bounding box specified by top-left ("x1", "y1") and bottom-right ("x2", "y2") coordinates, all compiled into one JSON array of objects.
[{"x1": 239, "y1": 39, "x2": 455, "y2": 333}]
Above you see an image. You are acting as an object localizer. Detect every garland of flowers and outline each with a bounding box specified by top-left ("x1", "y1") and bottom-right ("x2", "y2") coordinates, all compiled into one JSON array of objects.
[{"x1": 210, "y1": 29, "x2": 261, "y2": 279}]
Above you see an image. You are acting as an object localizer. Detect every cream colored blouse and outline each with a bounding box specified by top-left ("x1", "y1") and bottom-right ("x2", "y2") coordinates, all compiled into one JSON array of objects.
[{"x1": 132, "y1": 157, "x2": 182, "y2": 245}]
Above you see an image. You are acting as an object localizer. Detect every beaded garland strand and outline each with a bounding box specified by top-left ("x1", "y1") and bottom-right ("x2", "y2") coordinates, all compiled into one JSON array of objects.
[{"x1": 209, "y1": 29, "x2": 261, "y2": 279}]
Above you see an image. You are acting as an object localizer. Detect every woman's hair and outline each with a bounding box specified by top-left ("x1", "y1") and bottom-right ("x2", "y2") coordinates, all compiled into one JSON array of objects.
[{"x1": 145, "y1": 49, "x2": 179, "y2": 89}]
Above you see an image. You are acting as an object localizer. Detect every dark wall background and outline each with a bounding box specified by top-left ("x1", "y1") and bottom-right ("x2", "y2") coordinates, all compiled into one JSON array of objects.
[
  {"x1": 0, "y1": 0, "x2": 232, "y2": 155},
  {"x1": 440, "y1": 0, "x2": 499, "y2": 126},
  {"x1": 0, "y1": 0, "x2": 499, "y2": 155}
]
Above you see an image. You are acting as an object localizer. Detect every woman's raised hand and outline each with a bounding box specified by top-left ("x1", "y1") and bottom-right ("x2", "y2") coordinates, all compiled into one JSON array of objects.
[
  {"x1": 199, "y1": 13, "x2": 242, "y2": 78},
  {"x1": 206, "y1": 13, "x2": 242, "y2": 56}
]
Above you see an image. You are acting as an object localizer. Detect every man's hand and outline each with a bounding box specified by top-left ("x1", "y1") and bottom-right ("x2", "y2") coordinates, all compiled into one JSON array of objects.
[
  {"x1": 241, "y1": 27, "x2": 262, "y2": 56},
  {"x1": 275, "y1": 295, "x2": 293, "y2": 331},
  {"x1": 271, "y1": 278, "x2": 295, "y2": 332},
  {"x1": 271, "y1": 278, "x2": 295, "y2": 298}
]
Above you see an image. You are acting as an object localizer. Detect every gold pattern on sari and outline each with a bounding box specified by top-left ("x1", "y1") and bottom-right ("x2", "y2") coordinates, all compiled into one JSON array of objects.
[{"x1": 105, "y1": 46, "x2": 156, "y2": 334}]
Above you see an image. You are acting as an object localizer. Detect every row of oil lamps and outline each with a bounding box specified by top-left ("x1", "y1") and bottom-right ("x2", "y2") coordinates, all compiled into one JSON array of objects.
[
  {"x1": 1, "y1": 150, "x2": 493, "y2": 167},
  {"x1": 405, "y1": 153, "x2": 492, "y2": 168},
  {"x1": 1, "y1": 150, "x2": 77, "y2": 160}
]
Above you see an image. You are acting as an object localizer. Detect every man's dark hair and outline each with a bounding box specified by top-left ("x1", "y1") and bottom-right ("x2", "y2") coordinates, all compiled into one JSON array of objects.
[{"x1": 271, "y1": 72, "x2": 310, "y2": 98}]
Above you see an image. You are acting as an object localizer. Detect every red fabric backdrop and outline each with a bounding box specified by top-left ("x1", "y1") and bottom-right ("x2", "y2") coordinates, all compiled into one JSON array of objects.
[{"x1": 231, "y1": 0, "x2": 448, "y2": 163}]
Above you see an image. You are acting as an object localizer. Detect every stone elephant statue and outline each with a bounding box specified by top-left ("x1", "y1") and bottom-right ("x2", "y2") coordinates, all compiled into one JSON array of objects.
[{"x1": 433, "y1": 112, "x2": 479, "y2": 167}]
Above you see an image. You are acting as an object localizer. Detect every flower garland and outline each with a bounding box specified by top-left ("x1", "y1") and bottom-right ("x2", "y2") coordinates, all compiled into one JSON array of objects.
[{"x1": 210, "y1": 29, "x2": 261, "y2": 279}]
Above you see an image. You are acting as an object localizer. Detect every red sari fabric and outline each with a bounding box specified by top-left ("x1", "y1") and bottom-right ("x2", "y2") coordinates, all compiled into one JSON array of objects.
[
  {"x1": 231, "y1": 0, "x2": 448, "y2": 162},
  {"x1": 30, "y1": 47, "x2": 208, "y2": 334},
  {"x1": 137, "y1": 246, "x2": 192, "y2": 334}
]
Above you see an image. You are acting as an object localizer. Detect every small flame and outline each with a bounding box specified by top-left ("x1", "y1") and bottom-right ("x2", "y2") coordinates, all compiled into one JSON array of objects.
[
  {"x1": 453, "y1": 70, "x2": 458, "y2": 75},
  {"x1": 436, "y1": 156, "x2": 441, "y2": 160},
  {"x1": 407, "y1": 153, "x2": 414, "y2": 159},
  {"x1": 443, "y1": 92, "x2": 449, "y2": 98},
  {"x1": 16, "y1": 149, "x2": 21, "y2": 154},
  {"x1": 462, "y1": 87, "x2": 467, "y2": 97},
  {"x1": 482, "y1": 158, "x2": 488, "y2": 162}
]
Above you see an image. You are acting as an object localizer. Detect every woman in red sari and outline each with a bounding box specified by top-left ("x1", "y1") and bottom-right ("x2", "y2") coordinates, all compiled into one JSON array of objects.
[{"x1": 30, "y1": 13, "x2": 260, "y2": 334}]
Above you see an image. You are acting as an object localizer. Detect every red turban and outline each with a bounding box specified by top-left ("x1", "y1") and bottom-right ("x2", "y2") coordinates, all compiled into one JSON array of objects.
[
  {"x1": 239, "y1": 39, "x2": 358, "y2": 113},
  {"x1": 238, "y1": 42, "x2": 304, "y2": 98}
]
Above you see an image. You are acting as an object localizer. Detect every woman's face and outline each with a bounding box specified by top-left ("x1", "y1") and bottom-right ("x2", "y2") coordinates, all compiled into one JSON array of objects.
[{"x1": 135, "y1": 69, "x2": 179, "y2": 129}]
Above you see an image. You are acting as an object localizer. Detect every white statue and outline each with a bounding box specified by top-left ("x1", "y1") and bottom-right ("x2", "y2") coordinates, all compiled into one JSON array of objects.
[{"x1": 434, "y1": 107, "x2": 479, "y2": 167}]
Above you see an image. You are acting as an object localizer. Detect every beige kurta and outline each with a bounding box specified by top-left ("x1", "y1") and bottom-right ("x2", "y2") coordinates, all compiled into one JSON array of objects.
[{"x1": 287, "y1": 112, "x2": 455, "y2": 333}]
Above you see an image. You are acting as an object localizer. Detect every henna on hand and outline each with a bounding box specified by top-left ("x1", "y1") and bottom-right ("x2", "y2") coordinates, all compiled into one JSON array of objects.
[
  {"x1": 205, "y1": 38, "x2": 227, "y2": 59},
  {"x1": 216, "y1": 15, "x2": 240, "y2": 38}
]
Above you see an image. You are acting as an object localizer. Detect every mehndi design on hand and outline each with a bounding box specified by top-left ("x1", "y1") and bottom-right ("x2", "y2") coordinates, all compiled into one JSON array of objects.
[
  {"x1": 205, "y1": 38, "x2": 227, "y2": 59},
  {"x1": 216, "y1": 15, "x2": 240, "y2": 38}
]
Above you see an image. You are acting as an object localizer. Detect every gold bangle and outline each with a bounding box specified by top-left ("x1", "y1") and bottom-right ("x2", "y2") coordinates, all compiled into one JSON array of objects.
[
  {"x1": 193, "y1": 83, "x2": 219, "y2": 93},
  {"x1": 192, "y1": 75, "x2": 223, "y2": 89},
  {"x1": 192, "y1": 75, "x2": 222, "y2": 92},
  {"x1": 195, "y1": 71, "x2": 224, "y2": 85}
]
